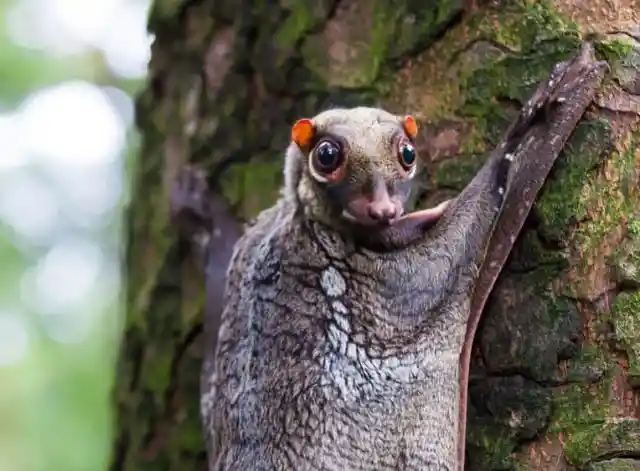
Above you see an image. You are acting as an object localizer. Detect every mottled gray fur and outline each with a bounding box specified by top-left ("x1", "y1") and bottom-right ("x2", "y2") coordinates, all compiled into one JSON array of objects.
[{"x1": 201, "y1": 107, "x2": 509, "y2": 471}]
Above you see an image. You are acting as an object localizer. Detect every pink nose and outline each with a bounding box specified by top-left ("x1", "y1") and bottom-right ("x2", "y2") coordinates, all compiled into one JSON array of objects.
[{"x1": 366, "y1": 200, "x2": 398, "y2": 223}]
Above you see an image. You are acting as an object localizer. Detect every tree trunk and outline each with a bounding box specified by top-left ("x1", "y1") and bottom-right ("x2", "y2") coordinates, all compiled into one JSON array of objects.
[{"x1": 117, "y1": 1, "x2": 640, "y2": 470}]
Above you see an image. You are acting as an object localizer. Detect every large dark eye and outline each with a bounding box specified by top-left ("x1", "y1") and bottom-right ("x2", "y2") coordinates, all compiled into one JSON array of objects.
[
  {"x1": 398, "y1": 139, "x2": 416, "y2": 170},
  {"x1": 313, "y1": 139, "x2": 343, "y2": 172}
]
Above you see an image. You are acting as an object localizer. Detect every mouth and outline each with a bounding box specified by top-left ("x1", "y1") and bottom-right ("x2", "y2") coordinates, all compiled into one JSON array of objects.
[
  {"x1": 339, "y1": 199, "x2": 453, "y2": 249},
  {"x1": 341, "y1": 209, "x2": 399, "y2": 226},
  {"x1": 341, "y1": 199, "x2": 451, "y2": 230}
]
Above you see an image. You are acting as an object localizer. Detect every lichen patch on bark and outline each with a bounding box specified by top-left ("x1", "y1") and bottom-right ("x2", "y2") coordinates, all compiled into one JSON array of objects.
[{"x1": 553, "y1": 0, "x2": 640, "y2": 33}]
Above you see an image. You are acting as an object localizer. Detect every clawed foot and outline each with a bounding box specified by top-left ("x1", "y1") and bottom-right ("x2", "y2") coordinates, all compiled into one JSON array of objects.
[
  {"x1": 543, "y1": 42, "x2": 610, "y2": 110},
  {"x1": 171, "y1": 165, "x2": 214, "y2": 235},
  {"x1": 496, "y1": 42, "x2": 609, "y2": 202},
  {"x1": 510, "y1": 42, "x2": 610, "y2": 141}
]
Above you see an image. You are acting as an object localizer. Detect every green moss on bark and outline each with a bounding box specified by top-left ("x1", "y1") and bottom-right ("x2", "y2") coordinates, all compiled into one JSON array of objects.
[
  {"x1": 535, "y1": 118, "x2": 612, "y2": 242},
  {"x1": 611, "y1": 291, "x2": 640, "y2": 386},
  {"x1": 473, "y1": 1, "x2": 578, "y2": 51},
  {"x1": 566, "y1": 345, "x2": 609, "y2": 383},
  {"x1": 548, "y1": 379, "x2": 613, "y2": 437},
  {"x1": 465, "y1": 417, "x2": 518, "y2": 470},
  {"x1": 573, "y1": 138, "x2": 639, "y2": 261},
  {"x1": 594, "y1": 38, "x2": 634, "y2": 64},
  {"x1": 219, "y1": 159, "x2": 285, "y2": 220},
  {"x1": 434, "y1": 153, "x2": 487, "y2": 189},
  {"x1": 587, "y1": 459, "x2": 640, "y2": 471},
  {"x1": 459, "y1": 1, "x2": 581, "y2": 146},
  {"x1": 276, "y1": 2, "x2": 331, "y2": 53},
  {"x1": 301, "y1": 0, "x2": 463, "y2": 89},
  {"x1": 610, "y1": 217, "x2": 640, "y2": 289},
  {"x1": 565, "y1": 419, "x2": 640, "y2": 467}
]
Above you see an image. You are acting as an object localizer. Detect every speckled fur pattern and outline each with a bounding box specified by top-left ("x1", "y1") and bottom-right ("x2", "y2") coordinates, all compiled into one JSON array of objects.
[{"x1": 201, "y1": 107, "x2": 509, "y2": 471}]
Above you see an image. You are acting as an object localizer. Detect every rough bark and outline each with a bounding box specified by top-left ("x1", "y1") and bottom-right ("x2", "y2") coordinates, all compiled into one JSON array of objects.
[{"x1": 117, "y1": 1, "x2": 640, "y2": 470}]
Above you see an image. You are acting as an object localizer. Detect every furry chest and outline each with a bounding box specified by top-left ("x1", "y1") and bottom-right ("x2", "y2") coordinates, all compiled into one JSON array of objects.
[{"x1": 316, "y1": 296, "x2": 459, "y2": 404}]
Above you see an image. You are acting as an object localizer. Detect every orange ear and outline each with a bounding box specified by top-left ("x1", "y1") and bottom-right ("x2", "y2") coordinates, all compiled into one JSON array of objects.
[
  {"x1": 291, "y1": 119, "x2": 314, "y2": 147},
  {"x1": 403, "y1": 115, "x2": 418, "y2": 138}
]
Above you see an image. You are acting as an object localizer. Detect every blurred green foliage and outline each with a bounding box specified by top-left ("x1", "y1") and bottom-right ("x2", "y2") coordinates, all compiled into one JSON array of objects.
[{"x1": 0, "y1": 0, "x2": 147, "y2": 470}]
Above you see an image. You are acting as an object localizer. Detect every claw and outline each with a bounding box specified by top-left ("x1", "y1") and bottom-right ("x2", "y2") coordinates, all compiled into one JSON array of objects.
[{"x1": 505, "y1": 41, "x2": 610, "y2": 152}]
